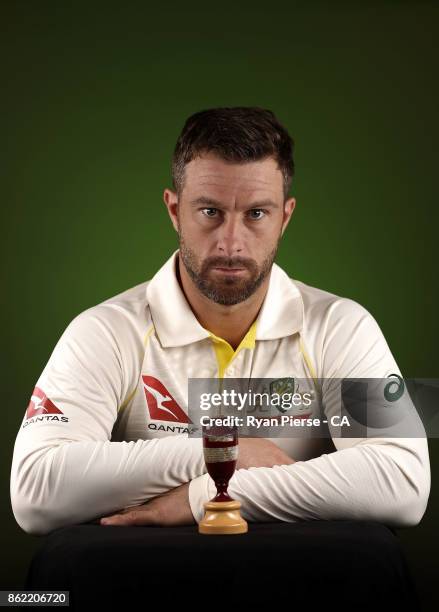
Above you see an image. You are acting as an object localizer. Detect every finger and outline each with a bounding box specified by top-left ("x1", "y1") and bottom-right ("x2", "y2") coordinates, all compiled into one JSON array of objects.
[{"x1": 100, "y1": 510, "x2": 154, "y2": 526}]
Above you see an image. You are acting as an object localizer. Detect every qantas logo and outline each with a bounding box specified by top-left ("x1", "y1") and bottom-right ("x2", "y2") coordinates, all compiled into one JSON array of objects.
[
  {"x1": 142, "y1": 376, "x2": 191, "y2": 423},
  {"x1": 22, "y1": 386, "x2": 68, "y2": 428},
  {"x1": 26, "y1": 387, "x2": 64, "y2": 418}
]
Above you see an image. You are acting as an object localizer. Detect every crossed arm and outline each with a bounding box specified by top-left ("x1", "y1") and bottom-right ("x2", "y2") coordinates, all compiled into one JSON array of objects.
[
  {"x1": 100, "y1": 438, "x2": 296, "y2": 526},
  {"x1": 99, "y1": 435, "x2": 430, "y2": 529}
]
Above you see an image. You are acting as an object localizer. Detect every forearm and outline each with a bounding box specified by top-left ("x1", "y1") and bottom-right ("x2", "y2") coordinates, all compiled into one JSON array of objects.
[
  {"x1": 10, "y1": 435, "x2": 207, "y2": 535},
  {"x1": 189, "y1": 437, "x2": 430, "y2": 528}
]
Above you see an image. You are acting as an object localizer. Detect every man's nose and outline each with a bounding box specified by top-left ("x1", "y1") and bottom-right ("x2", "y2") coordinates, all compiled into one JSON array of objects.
[{"x1": 216, "y1": 215, "x2": 244, "y2": 256}]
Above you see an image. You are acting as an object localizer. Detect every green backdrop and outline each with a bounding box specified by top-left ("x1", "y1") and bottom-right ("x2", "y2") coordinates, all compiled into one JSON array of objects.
[{"x1": 1, "y1": 1, "x2": 438, "y2": 609}]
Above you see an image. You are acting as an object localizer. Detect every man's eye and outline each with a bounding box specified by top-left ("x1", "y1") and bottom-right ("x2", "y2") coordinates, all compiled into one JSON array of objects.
[
  {"x1": 248, "y1": 209, "x2": 266, "y2": 220},
  {"x1": 201, "y1": 208, "x2": 218, "y2": 218}
]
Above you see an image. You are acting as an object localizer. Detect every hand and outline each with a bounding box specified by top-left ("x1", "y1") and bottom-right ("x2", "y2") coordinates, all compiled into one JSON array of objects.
[
  {"x1": 100, "y1": 482, "x2": 195, "y2": 527},
  {"x1": 237, "y1": 438, "x2": 296, "y2": 470}
]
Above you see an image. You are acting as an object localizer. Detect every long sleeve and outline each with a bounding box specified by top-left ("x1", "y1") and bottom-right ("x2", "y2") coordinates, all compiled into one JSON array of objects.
[
  {"x1": 189, "y1": 298, "x2": 431, "y2": 527},
  {"x1": 189, "y1": 437, "x2": 430, "y2": 527},
  {"x1": 10, "y1": 307, "x2": 206, "y2": 536}
]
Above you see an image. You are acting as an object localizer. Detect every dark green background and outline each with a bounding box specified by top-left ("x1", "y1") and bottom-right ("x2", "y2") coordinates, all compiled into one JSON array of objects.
[{"x1": 1, "y1": 1, "x2": 438, "y2": 608}]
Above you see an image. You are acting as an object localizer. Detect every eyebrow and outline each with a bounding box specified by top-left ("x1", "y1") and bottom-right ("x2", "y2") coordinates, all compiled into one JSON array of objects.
[{"x1": 189, "y1": 196, "x2": 279, "y2": 209}]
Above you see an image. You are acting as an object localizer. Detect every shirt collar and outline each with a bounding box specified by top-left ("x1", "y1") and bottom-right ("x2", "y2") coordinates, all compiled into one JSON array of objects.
[
  {"x1": 146, "y1": 250, "x2": 210, "y2": 347},
  {"x1": 146, "y1": 249, "x2": 303, "y2": 348},
  {"x1": 255, "y1": 260, "x2": 303, "y2": 340}
]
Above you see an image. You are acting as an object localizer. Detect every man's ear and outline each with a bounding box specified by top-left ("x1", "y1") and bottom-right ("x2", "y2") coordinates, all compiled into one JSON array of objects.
[
  {"x1": 281, "y1": 197, "x2": 296, "y2": 236},
  {"x1": 163, "y1": 188, "x2": 179, "y2": 233}
]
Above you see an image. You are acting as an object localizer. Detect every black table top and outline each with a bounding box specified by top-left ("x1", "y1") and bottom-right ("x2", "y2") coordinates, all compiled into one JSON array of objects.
[{"x1": 25, "y1": 520, "x2": 420, "y2": 611}]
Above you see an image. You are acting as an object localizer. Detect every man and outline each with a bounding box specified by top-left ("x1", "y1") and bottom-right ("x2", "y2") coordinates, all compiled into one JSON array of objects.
[{"x1": 10, "y1": 107, "x2": 430, "y2": 534}]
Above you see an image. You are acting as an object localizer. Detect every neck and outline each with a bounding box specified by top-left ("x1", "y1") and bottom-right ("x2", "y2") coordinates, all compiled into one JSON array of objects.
[{"x1": 177, "y1": 254, "x2": 269, "y2": 350}]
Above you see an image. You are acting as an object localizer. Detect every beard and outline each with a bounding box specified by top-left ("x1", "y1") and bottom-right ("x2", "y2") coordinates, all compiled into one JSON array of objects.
[{"x1": 178, "y1": 232, "x2": 280, "y2": 306}]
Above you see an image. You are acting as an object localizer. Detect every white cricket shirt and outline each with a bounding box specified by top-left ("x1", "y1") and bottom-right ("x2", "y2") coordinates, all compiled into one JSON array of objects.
[{"x1": 10, "y1": 250, "x2": 430, "y2": 534}]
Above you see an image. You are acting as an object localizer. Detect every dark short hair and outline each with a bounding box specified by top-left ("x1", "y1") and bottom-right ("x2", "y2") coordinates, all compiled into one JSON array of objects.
[{"x1": 172, "y1": 107, "x2": 295, "y2": 199}]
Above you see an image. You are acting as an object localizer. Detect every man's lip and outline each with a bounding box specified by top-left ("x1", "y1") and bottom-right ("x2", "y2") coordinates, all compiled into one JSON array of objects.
[{"x1": 212, "y1": 267, "x2": 246, "y2": 273}]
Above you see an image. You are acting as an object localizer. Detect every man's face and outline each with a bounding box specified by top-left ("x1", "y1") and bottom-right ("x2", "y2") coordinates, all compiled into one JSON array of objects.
[{"x1": 164, "y1": 152, "x2": 295, "y2": 306}]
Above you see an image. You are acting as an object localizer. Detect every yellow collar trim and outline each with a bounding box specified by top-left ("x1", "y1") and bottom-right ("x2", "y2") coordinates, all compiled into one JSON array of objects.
[{"x1": 208, "y1": 320, "x2": 257, "y2": 378}]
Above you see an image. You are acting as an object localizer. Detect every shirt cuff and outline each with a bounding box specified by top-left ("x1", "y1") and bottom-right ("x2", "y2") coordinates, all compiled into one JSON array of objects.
[{"x1": 188, "y1": 473, "x2": 216, "y2": 523}]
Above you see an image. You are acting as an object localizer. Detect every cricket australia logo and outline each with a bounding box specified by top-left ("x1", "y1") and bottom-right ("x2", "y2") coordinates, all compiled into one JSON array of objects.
[{"x1": 270, "y1": 378, "x2": 296, "y2": 414}]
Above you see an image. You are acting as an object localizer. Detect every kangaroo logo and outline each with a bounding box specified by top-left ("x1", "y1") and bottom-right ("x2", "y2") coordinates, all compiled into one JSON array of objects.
[
  {"x1": 26, "y1": 387, "x2": 63, "y2": 419},
  {"x1": 142, "y1": 376, "x2": 191, "y2": 423}
]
